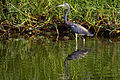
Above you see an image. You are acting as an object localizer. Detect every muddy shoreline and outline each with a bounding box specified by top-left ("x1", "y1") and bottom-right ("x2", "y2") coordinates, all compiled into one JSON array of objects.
[{"x1": 0, "y1": 21, "x2": 120, "y2": 41}]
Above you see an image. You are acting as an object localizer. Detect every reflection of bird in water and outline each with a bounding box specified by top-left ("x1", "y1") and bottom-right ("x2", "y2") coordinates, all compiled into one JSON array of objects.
[
  {"x1": 57, "y1": 3, "x2": 93, "y2": 50},
  {"x1": 66, "y1": 48, "x2": 91, "y2": 60},
  {"x1": 64, "y1": 48, "x2": 92, "y2": 79}
]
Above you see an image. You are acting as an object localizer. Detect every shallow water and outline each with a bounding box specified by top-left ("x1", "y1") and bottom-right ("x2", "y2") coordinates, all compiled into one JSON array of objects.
[{"x1": 0, "y1": 37, "x2": 120, "y2": 80}]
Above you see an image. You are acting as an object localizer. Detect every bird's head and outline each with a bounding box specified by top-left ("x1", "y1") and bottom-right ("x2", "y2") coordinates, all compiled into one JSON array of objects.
[{"x1": 56, "y1": 3, "x2": 70, "y2": 8}]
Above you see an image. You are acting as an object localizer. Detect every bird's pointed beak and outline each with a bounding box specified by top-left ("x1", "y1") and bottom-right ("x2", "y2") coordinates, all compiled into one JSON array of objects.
[{"x1": 56, "y1": 4, "x2": 65, "y2": 7}]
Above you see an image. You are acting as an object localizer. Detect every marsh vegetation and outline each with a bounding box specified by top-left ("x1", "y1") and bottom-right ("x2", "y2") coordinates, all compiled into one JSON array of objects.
[
  {"x1": 1, "y1": 0, "x2": 120, "y2": 40},
  {"x1": 1, "y1": 1, "x2": 120, "y2": 80}
]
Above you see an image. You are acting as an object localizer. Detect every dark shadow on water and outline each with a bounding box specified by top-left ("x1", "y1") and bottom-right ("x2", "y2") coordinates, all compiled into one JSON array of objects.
[{"x1": 64, "y1": 46, "x2": 92, "y2": 80}]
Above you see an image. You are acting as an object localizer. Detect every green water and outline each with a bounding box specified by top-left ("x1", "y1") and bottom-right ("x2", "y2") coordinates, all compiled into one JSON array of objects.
[{"x1": 0, "y1": 38, "x2": 120, "y2": 80}]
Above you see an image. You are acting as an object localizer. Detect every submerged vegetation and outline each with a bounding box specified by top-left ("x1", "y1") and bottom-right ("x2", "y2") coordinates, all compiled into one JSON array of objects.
[{"x1": 1, "y1": 0, "x2": 120, "y2": 40}]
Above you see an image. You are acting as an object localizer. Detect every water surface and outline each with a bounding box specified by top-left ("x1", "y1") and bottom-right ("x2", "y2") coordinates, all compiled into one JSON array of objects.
[{"x1": 0, "y1": 38, "x2": 120, "y2": 80}]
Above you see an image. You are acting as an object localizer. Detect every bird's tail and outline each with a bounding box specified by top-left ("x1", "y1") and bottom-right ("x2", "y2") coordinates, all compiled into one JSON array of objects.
[{"x1": 89, "y1": 33, "x2": 93, "y2": 36}]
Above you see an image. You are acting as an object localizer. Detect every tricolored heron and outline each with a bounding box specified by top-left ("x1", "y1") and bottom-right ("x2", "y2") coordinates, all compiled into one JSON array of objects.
[{"x1": 57, "y1": 3, "x2": 93, "y2": 50}]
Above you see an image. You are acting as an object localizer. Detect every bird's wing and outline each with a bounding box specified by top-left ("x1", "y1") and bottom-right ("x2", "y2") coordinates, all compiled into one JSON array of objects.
[{"x1": 70, "y1": 23, "x2": 90, "y2": 35}]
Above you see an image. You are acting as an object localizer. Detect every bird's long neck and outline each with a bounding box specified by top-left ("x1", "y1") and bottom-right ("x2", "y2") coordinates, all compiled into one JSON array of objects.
[{"x1": 64, "y1": 6, "x2": 70, "y2": 25}]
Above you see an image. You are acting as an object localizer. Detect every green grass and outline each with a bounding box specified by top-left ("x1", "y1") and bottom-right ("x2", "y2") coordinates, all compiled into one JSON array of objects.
[
  {"x1": 0, "y1": 0, "x2": 120, "y2": 23},
  {"x1": 1, "y1": 0, "x2": 120, "y2": 36}
]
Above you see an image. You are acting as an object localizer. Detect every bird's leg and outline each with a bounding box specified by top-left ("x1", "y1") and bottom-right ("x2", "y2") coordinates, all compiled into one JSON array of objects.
[
  {"x1": 82, "y1": 36, "x2": 85, "y2": 47},
  {"x1": 75, "y1": 33, "x2": 78, "y2": 51}
]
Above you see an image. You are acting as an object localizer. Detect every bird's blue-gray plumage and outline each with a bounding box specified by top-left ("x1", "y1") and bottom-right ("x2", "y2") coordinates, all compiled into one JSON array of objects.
[
  {"x1": 60, "y1": 3, "x2": 93, "y2": 36},
  {"x1": 57, "y1": 3, "x2": 93, "y2": 50},
  {"x1": 62, "y1": 3, "x2": 93, "y2": 36},
  {"x1": 67, "y1": 22, "x2": 93, "y2": 36}
]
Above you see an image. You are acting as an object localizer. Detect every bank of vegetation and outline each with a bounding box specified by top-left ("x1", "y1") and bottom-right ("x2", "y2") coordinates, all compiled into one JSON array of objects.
[{"x1": 1, "y1": 0, "x2": 120, "y2": 40}]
